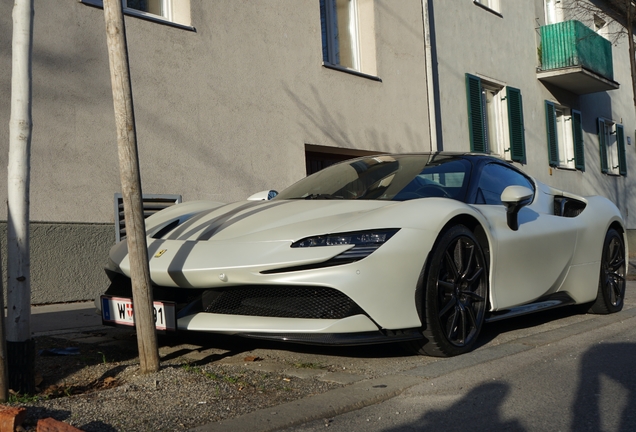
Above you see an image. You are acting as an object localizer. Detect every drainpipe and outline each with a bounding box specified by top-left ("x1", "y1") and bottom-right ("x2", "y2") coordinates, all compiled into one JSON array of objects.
[{"x1": 422, "y1": 0, "x2": 443, "y2": 151}]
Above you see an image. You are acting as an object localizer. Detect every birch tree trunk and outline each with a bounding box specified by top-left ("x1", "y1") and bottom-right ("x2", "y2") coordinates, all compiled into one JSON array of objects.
[
  {"x1": 7, "y1": 0, "x2": 35, "y2": 394},
  {"x1": 103, "y1": 0, "x2": 159, "y2": 373}
]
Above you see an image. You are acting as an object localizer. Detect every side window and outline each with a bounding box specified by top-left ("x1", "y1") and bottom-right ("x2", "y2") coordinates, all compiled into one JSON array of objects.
[{"x1": 475, "y1": 163, "x2": 534, "y2": 205}]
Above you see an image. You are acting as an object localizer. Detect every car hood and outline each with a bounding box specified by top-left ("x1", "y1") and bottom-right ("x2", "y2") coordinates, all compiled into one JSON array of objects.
[
  {"x1": 107, "y1": 197, "x2": 476, "y2": 287},
  {"x1": 149, "y1": 199, "x2": 397, "y2": 243}
]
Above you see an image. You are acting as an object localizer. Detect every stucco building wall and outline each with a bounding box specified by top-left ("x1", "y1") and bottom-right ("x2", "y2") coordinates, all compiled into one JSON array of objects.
[{"x1": 0, "y1": 1, "x2": 432, "y2": 304}]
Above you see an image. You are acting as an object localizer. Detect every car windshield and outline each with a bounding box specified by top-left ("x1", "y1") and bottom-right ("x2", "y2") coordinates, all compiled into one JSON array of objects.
[{"x1": 275, "y1": 154, "x2": 471, "y2": 202}]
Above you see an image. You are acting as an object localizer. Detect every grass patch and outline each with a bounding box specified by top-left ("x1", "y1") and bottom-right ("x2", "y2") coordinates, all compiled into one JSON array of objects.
[{"x1": 293, "y1": 362, "x2": 325, "y2": 370}]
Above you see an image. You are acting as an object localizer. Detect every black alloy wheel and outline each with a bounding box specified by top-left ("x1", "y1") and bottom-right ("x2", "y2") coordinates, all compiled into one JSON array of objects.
[
  {"x1": 590, "y1": 228, "x2": 626, "y2": 314},
  {"x1": 419, "y1": 225, "x2": 488, "y2": 357}
]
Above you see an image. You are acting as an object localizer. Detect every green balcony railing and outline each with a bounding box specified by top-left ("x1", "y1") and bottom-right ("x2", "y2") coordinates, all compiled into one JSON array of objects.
[{"x1": 540, "y1": 20, "x2": 614, "y2": 81}]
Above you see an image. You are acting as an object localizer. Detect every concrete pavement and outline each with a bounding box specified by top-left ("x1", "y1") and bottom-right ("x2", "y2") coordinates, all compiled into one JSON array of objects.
[{"x1": 30, "y1": 301, "x2": 102, "y2": 336}]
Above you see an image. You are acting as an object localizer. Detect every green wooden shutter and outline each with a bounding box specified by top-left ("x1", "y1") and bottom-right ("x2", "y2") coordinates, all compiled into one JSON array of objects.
[
  {"x1": 617, "y1": 124, "x2": 627, "y2": 176},
  {"x1": 571, "y1": 110, "x2": 585, "y2": 171},
  {"x1": 466, "y1": 74, "x2": 486, "y2": 153},
  {"x1": 545, "y1": 101, "x2": 558, "y2": 167},
  {"x1": 507, "y1": 87, "x2": 526, "y2": 163},
  {"x1": 598, "y1": 119, "x2": 608, "y2": 174}
]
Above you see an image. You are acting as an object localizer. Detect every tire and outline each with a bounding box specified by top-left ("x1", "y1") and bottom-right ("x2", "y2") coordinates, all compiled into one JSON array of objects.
[
  {"x1": 408, "y1": 225, "x2": 488, "y2": 357},
  {"x1": 589, "y1": 228, "x2": 626, "y2": 314}
]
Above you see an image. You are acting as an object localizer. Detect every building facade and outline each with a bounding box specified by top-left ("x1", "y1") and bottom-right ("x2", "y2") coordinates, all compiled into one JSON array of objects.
[
  {"x1": 0, "y1": 1, "x2": 432, "y2": 304},
  {"x1": 429, "y1": 0, "x2": 634, "y2": 240},
  {"x1": 0, "y1": 0, "x2": 634, "y2": 304}
]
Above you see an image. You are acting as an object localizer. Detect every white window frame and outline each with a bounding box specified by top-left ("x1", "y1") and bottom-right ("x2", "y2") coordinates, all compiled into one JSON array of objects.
[
  {"x1": 544, "y1": 0, "x2": 563, "y2": 24},
  {"x1": 594, "y1": 14, "x2": 609, "y2": 39},
  {"x1": 600, "y1": 118, "x2": 620, "y2": 175},
  {"x1": 80, "y1": 0, "x2": 192, "y2": 29},
  {"x1": 481, "y1": 82, "x2": 511, "y2": 160},
  {"x1": 124, "y1": 0, "x2": 172, "y2": 22},
  {"x1": 474, "y1": 0, "x2": 501, "y2": 14},
  {"x1": 554, "y1": 106, "x2": 576, "y2": 169},
  {"x1": 322, "y1": 0, "x2": 361, "y2": 71}
]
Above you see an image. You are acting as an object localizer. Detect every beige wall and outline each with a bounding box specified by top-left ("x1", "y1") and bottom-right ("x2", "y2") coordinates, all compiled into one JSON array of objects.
[
  {"x1": 0, "y1": 0, "x2": 431, "y2": 225},
  {"x1": 0, "y1": 1, "x2": 432, "y2": 303}
]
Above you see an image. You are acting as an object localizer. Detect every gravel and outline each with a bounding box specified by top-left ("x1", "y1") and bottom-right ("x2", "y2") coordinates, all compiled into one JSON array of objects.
[{"x1": 8, "y1": 331, "x2": 344, "y2": 431}]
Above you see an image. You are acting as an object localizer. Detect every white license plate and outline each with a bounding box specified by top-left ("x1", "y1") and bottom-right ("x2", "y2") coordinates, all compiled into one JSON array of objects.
[{"x1": 101, "y1": 295, "x2": 176, "y2": 331}]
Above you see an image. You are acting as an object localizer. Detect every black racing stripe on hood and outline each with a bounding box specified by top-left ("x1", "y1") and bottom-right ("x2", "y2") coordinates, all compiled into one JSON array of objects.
[
  {"x1": 196, "y1": 201, "x2": 288, "y2": 240},
  {"x1": 165, "y1": 202, "x2": 260, "y2": 240}
]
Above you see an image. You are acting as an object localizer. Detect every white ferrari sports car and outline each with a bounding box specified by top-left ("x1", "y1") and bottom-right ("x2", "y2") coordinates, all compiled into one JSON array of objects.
[{"x1": 100, "y1": 153, "x2": 627, "y2": 357}]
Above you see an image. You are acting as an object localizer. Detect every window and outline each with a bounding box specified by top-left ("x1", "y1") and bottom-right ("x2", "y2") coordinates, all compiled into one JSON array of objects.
[
  {"x1": 474, "y1": 0, "x2": 500, "y2": 14},
  {"x1": 475, "y1": 163, "x2": 534, "y2": 206},
  {"x1": 598, "y1": 119, "x2": 627, "y2": 176},
  {"x1": 320, "y1": 0, "x2": 377, "y2": 76},
  {"x1": 80, "y1": 0, "x2": 191, "y2": 27},
  {"x1": 544, "y1": 0, "x2": 563, "y2": 24},
  {"x1": 125, "y1": 0, "x2": 169, "y2": 19},
  {"x1": 321, "y1": 0, "x2": 360, "y2": 70},
  {"x1": 465, "y1": 74, "x2": 526, "y2": 163},
  {"x1": 545, "y1": 101, "x2": 584, "y2": 171},
  {"x1": 594, "y1": 14, "x2": 609, "y2": 39}
]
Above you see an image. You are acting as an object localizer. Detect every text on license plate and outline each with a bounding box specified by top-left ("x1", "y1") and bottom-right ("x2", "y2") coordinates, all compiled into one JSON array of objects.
[{"x1": 101, "y1": 296, "x2": 176, "y2": 331}]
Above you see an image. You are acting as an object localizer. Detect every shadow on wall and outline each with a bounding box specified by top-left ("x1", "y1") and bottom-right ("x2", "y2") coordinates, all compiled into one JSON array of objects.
[
  {"x1": 283, "y1": 83, "x2": 426, "y2": 155},
  {"x1": 578, "y1": 92, "x2": 625, "y2": 205}
]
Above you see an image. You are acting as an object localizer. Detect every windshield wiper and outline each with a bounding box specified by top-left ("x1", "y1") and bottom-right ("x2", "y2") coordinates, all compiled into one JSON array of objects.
[{"x1": 304, "y1": 194, "x2": 344, "y2": 200}]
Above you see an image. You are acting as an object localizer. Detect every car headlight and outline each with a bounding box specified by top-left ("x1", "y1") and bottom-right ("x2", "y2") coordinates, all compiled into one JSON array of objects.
[{"x1": 291, "y1": 229, "x2": 399, "y2": 261}]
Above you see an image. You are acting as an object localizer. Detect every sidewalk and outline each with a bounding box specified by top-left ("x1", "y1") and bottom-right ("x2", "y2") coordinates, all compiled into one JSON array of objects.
[{"x1": 30, "y1": 301, "x2": 102, "y2": 336}]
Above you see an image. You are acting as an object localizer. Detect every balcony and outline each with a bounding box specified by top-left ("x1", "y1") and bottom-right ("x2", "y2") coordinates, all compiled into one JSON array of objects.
[{"x1": 538, "y1": 20, "x2": 619, "y2": 94}]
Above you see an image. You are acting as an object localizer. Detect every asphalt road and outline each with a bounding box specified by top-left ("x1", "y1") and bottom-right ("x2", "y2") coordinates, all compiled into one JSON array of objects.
[
  {"x1": 202, "y1": 281, "x2": 636, "y2": 432},
  {"x1": 280, "y1": 308, "x2": 636, "y2": 431}
]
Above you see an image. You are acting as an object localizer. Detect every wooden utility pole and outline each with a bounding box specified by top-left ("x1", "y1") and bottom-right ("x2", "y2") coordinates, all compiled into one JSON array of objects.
[
  {"x1": 6, "y1": 0, "x2": 35, "y2": 395},
  {"x1": 103, "y1": 0, "x2": 159, "y2": 373}
]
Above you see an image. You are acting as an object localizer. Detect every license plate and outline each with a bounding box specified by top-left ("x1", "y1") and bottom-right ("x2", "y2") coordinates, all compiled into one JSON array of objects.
[{"x1": 101, "y1": 295, "x2": 176, "y2": 331}]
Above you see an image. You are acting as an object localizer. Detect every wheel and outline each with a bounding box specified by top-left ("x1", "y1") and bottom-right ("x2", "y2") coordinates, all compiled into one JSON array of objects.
[
  {"x1": 589, "y1": 228, "x2": 626, "y2": 314},
  {"x1": 408, "y1": 225, "x2": 488, "y2": 357}
]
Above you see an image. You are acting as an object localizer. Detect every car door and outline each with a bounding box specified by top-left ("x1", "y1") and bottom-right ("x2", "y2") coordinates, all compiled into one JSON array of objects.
[{"x1": 472, "y1": 162, "x2": 578, "y2": 310}]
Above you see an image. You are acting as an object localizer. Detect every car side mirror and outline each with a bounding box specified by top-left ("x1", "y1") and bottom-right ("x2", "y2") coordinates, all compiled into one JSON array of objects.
[
  {"x1": 501, "y1": 186, "x2": 533, "y2": 231},
  {"x1": 247, "y1": 190, "x2": 278, "y2": 201}
]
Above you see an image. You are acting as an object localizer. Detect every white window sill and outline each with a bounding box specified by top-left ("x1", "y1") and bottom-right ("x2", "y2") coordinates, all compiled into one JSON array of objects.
[
  {"x1": 80, "y1": 0, "x2": 196, "y2": 32},
  {"x1": 555, "y1": 165, "x2": 577, "y2": 171}
]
